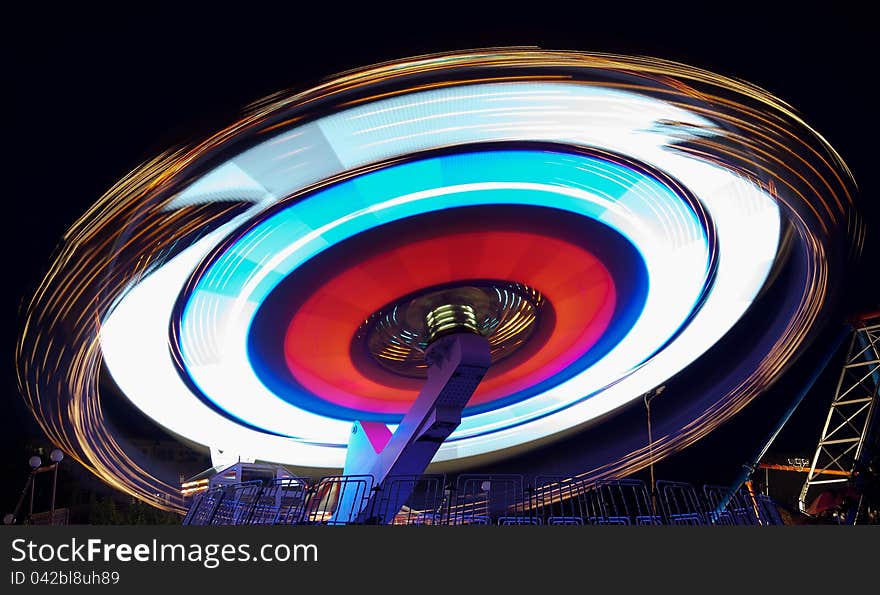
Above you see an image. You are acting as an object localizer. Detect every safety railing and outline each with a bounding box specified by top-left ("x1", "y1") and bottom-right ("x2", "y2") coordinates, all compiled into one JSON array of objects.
[
  {"x1": 704, "y1": 484, "x2": 752, "y2": 525},
  {"x1": 373, "y1": 474, "x2": 446, "y2": 525},
  {"x1": 598, "y1": 479, "x2": 663, "y2": 525},
  {"x1": 302, "y1": 475, "x2": 374, "y2": 525},
  {"x1": 531, "y1": 476, "x2": 596, "y2": 525},
  {"x1": 182, "y1": 475, "x2": 787, "y2": 526},
  {"x1": 450, "y1": 475, "x2": 528, "y2": 525},
  {"x1": 247, "y1": 478, "x2": 310, "y2": 525},
  {"x1": 656, "y1": 480, "x2": 708, "y2": 525},
  {"x1": 208, "y1": 481, "x2": 264, "y2": 526},
  {"x1": 183, "y1": 486, "x2": 225, "y2": 526}
]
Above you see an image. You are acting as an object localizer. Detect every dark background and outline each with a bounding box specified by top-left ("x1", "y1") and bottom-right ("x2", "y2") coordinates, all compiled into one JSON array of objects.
[{"x1": 5, "y1": 5, "x2": 878, "y2": 516}]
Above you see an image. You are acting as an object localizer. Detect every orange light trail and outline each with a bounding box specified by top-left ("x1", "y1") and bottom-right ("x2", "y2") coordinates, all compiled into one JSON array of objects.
[{"x1": 15, "y1": 49, "x2": 861, "y2": 510}]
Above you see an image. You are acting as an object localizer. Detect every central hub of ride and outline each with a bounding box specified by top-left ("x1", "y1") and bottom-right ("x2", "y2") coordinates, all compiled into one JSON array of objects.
[
  {"x1": 425, "y1": 303, "x2": 480, "y2": 343},
  {"x1": 358, "y1": 281, "x2": 544, "y2": 378}
]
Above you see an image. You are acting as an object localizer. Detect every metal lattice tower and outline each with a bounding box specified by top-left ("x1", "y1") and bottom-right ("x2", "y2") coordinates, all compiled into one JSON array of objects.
[{"x1": 799, "y1": 314, "x2": 880, "y2": 517}]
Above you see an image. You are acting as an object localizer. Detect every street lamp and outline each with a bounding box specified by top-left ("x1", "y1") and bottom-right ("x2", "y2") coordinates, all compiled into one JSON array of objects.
[
  {"x1": 27, "y1": 455, "x2": 42, "y2": 524},
  {"x1": 49, "y1": 449, "x2": 64, "y2": 525},
  {"x1": 644, "y1": 385, "x2": 666, "y2": 511}
]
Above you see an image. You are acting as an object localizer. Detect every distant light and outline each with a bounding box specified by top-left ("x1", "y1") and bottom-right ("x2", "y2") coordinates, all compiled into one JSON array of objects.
[
  {"x1": 50, "y1": 449, "x2": 64, "y2": 463},
  {"x1": 28, "y1": 456, "x2": 42, "y2": 469}
]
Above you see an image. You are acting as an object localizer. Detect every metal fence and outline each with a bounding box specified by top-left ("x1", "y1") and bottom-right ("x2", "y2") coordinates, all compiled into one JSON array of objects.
[
  {"x1": 656, "y1": 480, "x2": 707, "y2": 525},
  {"x1": 182, "y1": 475, "x2": 785, "y2": 526}
]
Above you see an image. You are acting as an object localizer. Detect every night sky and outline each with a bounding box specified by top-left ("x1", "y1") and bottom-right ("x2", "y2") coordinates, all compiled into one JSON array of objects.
[{"x1": 6, "y1": 6, "x2": 878, "y2": 509}]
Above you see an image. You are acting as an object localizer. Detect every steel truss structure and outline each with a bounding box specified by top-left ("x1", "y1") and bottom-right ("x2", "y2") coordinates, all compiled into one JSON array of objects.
[{"x1": 800, "y1": 315, "x2": 880, "y2": 519}]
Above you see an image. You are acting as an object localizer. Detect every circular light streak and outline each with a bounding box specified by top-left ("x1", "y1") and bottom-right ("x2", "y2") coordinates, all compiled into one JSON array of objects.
[
  {"x1": 173, "y1": 148, "x2": 706, "y2": 440},
  {"x1": 16, "y1": 50, "x2": 861, "y2": 510}
]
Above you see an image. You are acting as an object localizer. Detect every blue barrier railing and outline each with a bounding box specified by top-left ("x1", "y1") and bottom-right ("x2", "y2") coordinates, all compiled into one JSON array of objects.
[{"x1": 182, "y1": 475, "x2": 786, "y2": 526}]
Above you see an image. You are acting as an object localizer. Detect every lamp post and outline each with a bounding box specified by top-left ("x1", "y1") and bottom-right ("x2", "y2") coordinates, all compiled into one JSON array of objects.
[
  {"x1": 49, "y1": 449, "x2": 64, "y2": 525},
  {"x1": 27, "y1": 455, "x2": 42, "y2": 525},
  {"x1": 644, "y1": 385, "x2": 666, "y2": 512}
]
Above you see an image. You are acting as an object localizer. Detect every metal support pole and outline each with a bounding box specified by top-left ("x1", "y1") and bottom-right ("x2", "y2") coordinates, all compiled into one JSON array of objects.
[
  {"x1": 645, "y1": 395, "x2": 654, "y2": 495},
  {"x1": 50, "y1": 463, "x2": 59, "y2": 525},
  {"x1": 644, "y1": 386, "x2": 665, "y2": 512},
  {"x1": 10, "y1": 473, "x2": 35, "y2": 525},
  {"x1": 28, "y1": 474, "x2": 36, "y2": 525},
  {"x1": 340, "y1": 331, "x2": 491, "y2": 523}
]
